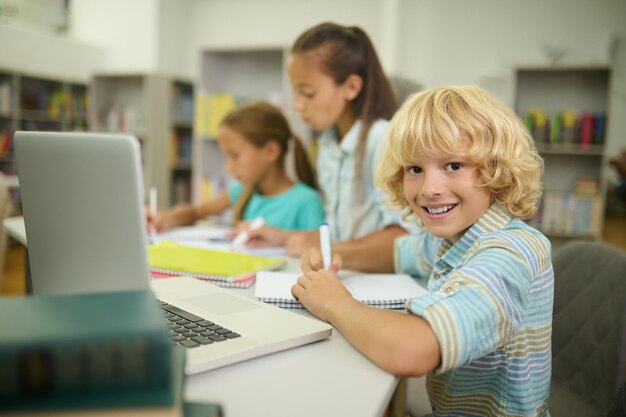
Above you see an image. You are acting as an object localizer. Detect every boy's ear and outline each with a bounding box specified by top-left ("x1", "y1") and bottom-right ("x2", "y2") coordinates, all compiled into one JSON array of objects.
[{"x1": 343, "y1": 74, "x2": 363, "y2": 101}]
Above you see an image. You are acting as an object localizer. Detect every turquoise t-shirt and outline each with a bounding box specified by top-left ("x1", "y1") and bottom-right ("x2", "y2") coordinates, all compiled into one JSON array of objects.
[{"x1": 228, "y1": 181, "x2": 325, "y2": 231}]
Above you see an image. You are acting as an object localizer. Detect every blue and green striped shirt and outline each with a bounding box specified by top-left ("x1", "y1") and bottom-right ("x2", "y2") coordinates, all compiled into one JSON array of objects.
[{"x1": 395, "y1": 203, "x2": 553, "y2": 416}]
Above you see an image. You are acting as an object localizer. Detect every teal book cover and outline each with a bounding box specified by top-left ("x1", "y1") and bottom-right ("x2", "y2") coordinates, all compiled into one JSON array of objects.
[{"x1": 0, "y1": 290, "x2": 174, "y2": 411}]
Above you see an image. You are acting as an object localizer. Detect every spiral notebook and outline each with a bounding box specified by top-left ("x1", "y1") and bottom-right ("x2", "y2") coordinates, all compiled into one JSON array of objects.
[
  {"x1": 255, "y1": 271, "x2": 429, "y2": 310},
  {"x1": 148, "y1": 241, "x2": 286, "y2": 284}
]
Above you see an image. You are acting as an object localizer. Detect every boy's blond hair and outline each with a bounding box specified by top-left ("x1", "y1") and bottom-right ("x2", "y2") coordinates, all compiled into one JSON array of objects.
[{"x1": 377, "y1": 86, "x2": 543, "y2": 219}]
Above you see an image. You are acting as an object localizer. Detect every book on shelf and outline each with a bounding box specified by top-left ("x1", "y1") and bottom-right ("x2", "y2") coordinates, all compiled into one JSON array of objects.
[
  {"x1": 533, "y1": 190, "x2": 601, "y2": 236},
  {"x1": 579, "y1": 113, "x2": 594, "y2": 146},
  {"x1": 148, "y1": 240, "x2": 286, "y2": 284},
  {"x1": 173, "y1": 85, "x2": 194, "y2": 123},
  {"x1": 574, "y1": 176, "x2": 599, "y2": 195},
  {"x1": 0, "y1": 130, "x2": 13, "y2": 157},
  {"x1": 169, "y1": 131, "x2": 192, "y2": 168},
  {"x1": 255, "y1": 271, "x2": 429, "y2": 310},
  {"x1": 194, "y1": 93, "x2": 237, "y2": 138},
  {"x1": 0, "y1": 290, "x2": 174, "y2": 412}
]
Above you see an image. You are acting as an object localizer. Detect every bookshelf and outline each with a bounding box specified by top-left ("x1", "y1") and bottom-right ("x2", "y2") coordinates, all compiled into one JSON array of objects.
[
  {"x1": 169, "y1": 80, "x2": 194, "y2": 206},
  {"x1": 193, "y1": 47, "x2": 307, "y2": 206},
  {"x1": 0, "y1": 68, "x2": 89, "y2": 216},
  {"x1": 514, "y1": 66, "x2": 612, "y2": 241},
  {"x1": 91, "y1": 74, "x2": 192, "y2": 208}
]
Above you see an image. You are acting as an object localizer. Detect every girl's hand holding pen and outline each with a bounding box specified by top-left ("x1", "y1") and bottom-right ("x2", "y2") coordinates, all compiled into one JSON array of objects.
[
  {"x1": 145, "y1": 206, "x2": 159, "y2": 232},
  {"x1": 245, "y1": 226, "x2": 290, "y2": 248},
  {"x1": 144, "y1": 207, "x2": 174, "y2": 233}
]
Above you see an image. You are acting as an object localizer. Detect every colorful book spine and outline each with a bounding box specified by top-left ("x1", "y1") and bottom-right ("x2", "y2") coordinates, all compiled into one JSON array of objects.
[
  {"x1": 532, "y1": 110, "x2": 549, "y2": 143},
  {"x1": 550, "y1": 113, "x2": 561, "y2": 143},
  {"x1": 579, "y1": 113, "x2": 594, "y2": 146},
  {"x1": 593, "y1": 113, "x2": 606, "y2": 144},
  {"x1": 561, "y1": 110, "x2": 577, "y2": 144},
  {"x1": 521, "y1": 109, "x2": 606, "y2": 149}
]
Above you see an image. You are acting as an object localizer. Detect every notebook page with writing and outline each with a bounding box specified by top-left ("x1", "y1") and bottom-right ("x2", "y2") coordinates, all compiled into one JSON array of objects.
[{"x1": 255, "y1": 271, "x2": 428, "y2": 309}]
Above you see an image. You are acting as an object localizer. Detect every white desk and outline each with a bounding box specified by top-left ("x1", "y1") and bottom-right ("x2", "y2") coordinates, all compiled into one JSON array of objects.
[
  {"x1": 1, "y1": 217, "x2": 402, "y2": 417},
  {"x1": 181, "y1": 255, "x2": 400, "y2": 417}
]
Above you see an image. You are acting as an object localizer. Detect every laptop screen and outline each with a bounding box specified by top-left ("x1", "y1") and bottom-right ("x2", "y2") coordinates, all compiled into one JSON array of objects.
[{"x1": 15, "y1": 131, "x2": 151, "y2": 295}]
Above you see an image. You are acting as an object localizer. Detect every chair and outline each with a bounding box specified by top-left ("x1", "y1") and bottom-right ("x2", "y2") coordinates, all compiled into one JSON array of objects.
[{"x1": 550, "y1": 240, "x2": 626, "y2": 417}]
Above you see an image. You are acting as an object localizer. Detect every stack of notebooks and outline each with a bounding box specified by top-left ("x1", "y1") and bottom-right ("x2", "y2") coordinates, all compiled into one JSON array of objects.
[
  {"x1": 255, "y1": 271, "x2": 429, "y2": 310},
  {"x1": 148, "y1": 240, "x2": 286, "y2": 288}
]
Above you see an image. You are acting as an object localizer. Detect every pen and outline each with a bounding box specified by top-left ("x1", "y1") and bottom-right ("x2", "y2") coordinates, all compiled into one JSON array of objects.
[
  {"x1": 149, "y1": 186, "x2": 157, "y2": 242},
  {"x1": 231, "y1": 216, "x2": 265, "y2": 251},
  {"x1": 319, "y1": 222, "x2": 332, "y2": 270}
]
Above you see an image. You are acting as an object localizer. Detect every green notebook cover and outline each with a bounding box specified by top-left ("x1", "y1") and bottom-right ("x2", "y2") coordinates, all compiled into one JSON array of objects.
[
  {"x1": 0, "y1": 290, "x2": 174, "y2": 411},
  {"x1": 148, "y1": 240, "x2": 286, "y2": 282}
]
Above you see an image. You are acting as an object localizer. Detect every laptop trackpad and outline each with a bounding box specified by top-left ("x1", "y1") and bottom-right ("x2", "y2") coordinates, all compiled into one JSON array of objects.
[{"x1": 184, "y1": 293, "x2": 261, "y2": 315}]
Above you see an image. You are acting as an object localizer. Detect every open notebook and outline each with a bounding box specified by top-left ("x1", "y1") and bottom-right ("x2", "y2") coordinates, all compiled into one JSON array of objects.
[{"x1": 256, "y1": 271, "x2": 429, "y2": 310}]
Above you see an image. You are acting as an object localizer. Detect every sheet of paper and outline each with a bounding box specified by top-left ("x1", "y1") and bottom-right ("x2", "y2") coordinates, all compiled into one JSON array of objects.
[
  {"x1": 155, "y1": 226, "x2": 232, "y2": 242},
  {"x1": 154, "y1": 226, "x2": 286, "y2": 257},
  {"x1": 255, "y1": 271, "x2": 428, "y2": 304}
]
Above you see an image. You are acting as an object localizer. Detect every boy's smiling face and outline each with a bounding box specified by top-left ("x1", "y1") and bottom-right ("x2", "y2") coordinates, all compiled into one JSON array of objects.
[{"x1": 403, "y1": 151, "x2": 494, "y2": 243}]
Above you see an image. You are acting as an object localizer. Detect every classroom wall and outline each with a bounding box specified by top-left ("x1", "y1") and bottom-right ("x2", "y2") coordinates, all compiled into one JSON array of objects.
[
  {"x1": 1, "y1": 0, "x2": 625, "y2": 168},
  {"x1": 157, "y1": 0, "x2": 193, "y2": 78},
  {"x1": 0, "y1": 23, "x2": 103, "y2": 81},
  {"x1": 183, "y1": 0, "x2": 626, "y2": 171},
  {"x1": 398, "y1": 0, "x2": 626, "y2": 95},
  {"x1": 185, "y1": 0, "x2": 385, "y2": 77},
  {"x1": 69, "y1": 0, "x2": 159, "y2": 73},
  {"x1": 395, "y1": 0, "x2": 626, "y2": 178}
]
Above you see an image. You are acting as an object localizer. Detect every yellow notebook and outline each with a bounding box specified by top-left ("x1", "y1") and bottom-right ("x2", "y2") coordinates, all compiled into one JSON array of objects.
[{"x1": 148, "y1": 241, "x2": 286, "y2": 282}]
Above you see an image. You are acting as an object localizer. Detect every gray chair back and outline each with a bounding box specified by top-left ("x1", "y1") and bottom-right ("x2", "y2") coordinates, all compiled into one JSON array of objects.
[{"x1": 550, "y1": 241, "x2": 626, "y2": 417}]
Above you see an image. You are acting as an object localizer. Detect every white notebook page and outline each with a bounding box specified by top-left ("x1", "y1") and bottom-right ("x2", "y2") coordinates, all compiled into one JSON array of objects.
[{"x1": 255, "y1": 271, "x2": 428, "y2": 305}]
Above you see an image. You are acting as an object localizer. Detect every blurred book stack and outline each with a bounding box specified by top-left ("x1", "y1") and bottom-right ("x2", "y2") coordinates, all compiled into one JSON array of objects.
[
  {"x1": 0, "y1": 290, "x2": 221, "y2": 417},
  {"x1": 530, "y1": 176, "x2": 602, "y2": 237}
]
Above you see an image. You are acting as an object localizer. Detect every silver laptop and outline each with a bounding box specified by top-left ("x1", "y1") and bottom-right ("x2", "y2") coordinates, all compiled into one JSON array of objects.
[{"x1": 15, "y1": 131, "x2": 332, "y2": 374}]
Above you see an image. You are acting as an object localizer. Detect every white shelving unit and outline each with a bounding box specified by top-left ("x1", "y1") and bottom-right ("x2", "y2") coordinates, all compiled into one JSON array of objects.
[
  {"x1": 514, "y1": 66, "x2": 613, "y2": 241},
  {"x1": 192, "y1": 47, "x2": 307, "y2": 205},
  {"x1": 0, "y1": 68, "x2": 89, "y2": 216},
  {"x1": 90, "y1": 74, "x2": 193, "y2": 208}
]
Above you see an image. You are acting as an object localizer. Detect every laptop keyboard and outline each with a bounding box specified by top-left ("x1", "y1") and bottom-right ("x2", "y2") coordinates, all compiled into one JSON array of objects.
[{"x1": 158, "y1": 300, "x2": 241, "y2": 348}]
